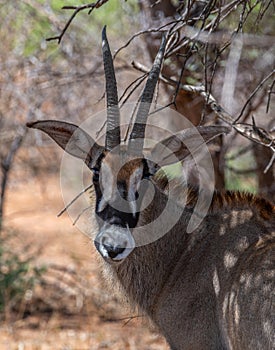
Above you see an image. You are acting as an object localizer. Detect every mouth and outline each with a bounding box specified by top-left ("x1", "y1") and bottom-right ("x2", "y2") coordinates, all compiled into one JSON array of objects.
[
  {"x1": 94, "y1": 240, "x2": 128, "y2": 264},
  {"x1": 94, "y1": 224, "x2": 135, "y2": 263}
]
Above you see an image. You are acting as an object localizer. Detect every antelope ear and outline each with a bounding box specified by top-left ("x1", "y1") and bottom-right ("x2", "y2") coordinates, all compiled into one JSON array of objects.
[
  {"x1": 148, "y1": 125, "x2": 231, "y2": 174},
  {"x1": 27, "y1": 120, "x2": 104, "y2": 167}
]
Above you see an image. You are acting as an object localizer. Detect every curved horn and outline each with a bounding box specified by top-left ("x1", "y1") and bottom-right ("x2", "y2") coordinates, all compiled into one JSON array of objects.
[
  {"x1": 129, "y1": 34, "x2": 167, "y2": 154},
  {"x1": 102, "y1": 26, "x2": 121, "y2": 151}
]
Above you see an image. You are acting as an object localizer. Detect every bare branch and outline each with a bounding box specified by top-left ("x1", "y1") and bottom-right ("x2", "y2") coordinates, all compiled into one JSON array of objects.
[
  {"x1": 119, "y1": 72, "x2": 147, "y2": 106},
  {"x1": 73, "y1": 205, "x2": 93, "y2": 226},
  {"x1": 132, "y1": 58, "x2": 275, "y2": 158},
  {"x1": 264, "y1": 151, "x2": 275, "y2": 174},
  {"x1": 266, "y1": 79, "x2": 275, "y2": 113},
  {"x1": 235, "y1": 70, "x2": 275, "y2": 123},
  {"x1": 57, "y1": 183, "x2": 93, "y2": 217},
  {"x1": 46, "y1": 0, "x2": 110, "y2": 44},
  {"x1": 113, "y1": 26, "x2": 171, "y2": 60},
  {"x1": 233, "y1": 119, "x2": 275, "y2": 149},
  {"x1": 0, "y1": 128, "x2": 26, "y2": 232}
]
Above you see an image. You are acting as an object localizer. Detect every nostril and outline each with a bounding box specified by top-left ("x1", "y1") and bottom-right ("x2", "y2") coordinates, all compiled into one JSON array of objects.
[
  {"x1": 94, "y1": 227, "x2": 135, "y2": 262},
  {"x1": 103, "y1": 243, "x2": 125, "y2": 259}
]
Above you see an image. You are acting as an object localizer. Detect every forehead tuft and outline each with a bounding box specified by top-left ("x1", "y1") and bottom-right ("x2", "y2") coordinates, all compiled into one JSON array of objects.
[
  {"x1": 101, "y1": 154, "x2": 144, "y2": 182},
  {"x1": 118, "y1": 158, "x2": 144, "y2": 181}
]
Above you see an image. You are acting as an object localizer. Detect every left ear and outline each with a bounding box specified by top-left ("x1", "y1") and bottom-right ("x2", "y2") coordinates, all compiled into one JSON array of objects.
[
  {"x1": 147, "y1": 125, "x2": 231, "y2": 174},
  {"x1": 27, "y1": 120, "x2": 105, "y2": 168}
]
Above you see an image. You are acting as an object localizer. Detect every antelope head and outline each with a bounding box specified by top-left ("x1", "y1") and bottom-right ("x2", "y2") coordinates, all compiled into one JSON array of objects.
[{"x1": 27, "y1": 27, "x2": 229, "y2": 264}]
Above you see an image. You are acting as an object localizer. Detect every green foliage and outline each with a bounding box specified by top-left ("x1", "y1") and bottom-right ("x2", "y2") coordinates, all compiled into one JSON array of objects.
[
  {"x1": 0, "y1": 233, "x2": 46, "y2": 318},
  {"x1": 162, "y1": 163, "x2": 183, "y2": 179},
  {"x1": 0, "y1": 2, "x2": 49, "y2": 57},
  {"x1": 0, "y1": 0, "x2": 139, "y2": 59},
  {"x1": 50, "y1": 0, "x2": 78, "y2": 11},
  {"x1": 225, "y1": 148, "x2": 257, "y2": 194}
]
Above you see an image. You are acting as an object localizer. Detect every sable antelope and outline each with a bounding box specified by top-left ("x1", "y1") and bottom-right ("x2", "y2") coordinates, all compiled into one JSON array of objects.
[{"x1": 27, "y1": 27, "x2": 274, "y2": 350}]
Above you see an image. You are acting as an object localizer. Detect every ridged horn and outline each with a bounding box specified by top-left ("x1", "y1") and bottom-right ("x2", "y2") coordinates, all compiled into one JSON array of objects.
[
  {"x1": 102, "y1": 26, "x2": 121, "y2": 151},
  {"x1": 128, "y1": 34, "x2": 167, "y2": 154}
]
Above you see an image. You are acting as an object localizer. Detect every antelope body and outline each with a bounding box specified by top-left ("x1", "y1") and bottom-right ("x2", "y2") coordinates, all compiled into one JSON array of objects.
[{"x1": 27, "y1": 27, "x2": 275, "y2": 349}]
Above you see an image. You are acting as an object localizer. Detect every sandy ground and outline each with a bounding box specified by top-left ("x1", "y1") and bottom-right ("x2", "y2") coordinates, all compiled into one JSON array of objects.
[{"x1": 1, "y1": 174, "x2": 169, "y2": 350}]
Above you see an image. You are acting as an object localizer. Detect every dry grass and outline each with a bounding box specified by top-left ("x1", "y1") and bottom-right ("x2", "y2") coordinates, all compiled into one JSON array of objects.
[{"x1": 1, "y1": 174, "x2": 169, "y2": 350}]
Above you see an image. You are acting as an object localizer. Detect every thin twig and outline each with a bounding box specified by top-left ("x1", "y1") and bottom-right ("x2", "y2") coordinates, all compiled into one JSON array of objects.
[
  {"x1": 95, "y1": 120, "x2": 106, "y2": 139},
  {"x1": 131, "y1": 58, "x2": 275, "y2": 153},
  {"x1": 1, "y1": 128, "x2": 26, "y2": 232},
  {"x1": 234, "y1": 70, "x2": 275, "y2": 123},
  {"x1": 264, "y1": 150, "x2": 275, "y2": 174},
  {"x1": 233, "y1": 119, "x2": 275, "y2": 148},
  {"x1": 266, "y1": 79, "x2": 275, "y2": 114},
  {"x1": 57, "y1": 183, "x2": 93, "y2": 217},
  {"x1": 46, "y1": 0, "x2": 109, "y2": 43},
  {"x1": 123, "y1": 91, "x2": 143, "y2": 143},
  {"x1": 119, "y1": 72, "x2": 147, "y2": 106},
  {"x1": 113, "y1": 21, "x2": 177, "y2": 60},
  {"x1": 73, "y1": 205, "x2": 93, "y2": 226}
]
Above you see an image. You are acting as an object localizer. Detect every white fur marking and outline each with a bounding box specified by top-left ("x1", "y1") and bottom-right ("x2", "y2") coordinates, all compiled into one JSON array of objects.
[
  {"x1": 98, "y1": 162, "x2": 115, "y2": 212},
  {"x1": 128, "y1": 166, "x2": 143, "y2": 216},
  {"x1": 224, "y1": 251, "x2": 238, "y2": 270},
  {"x1": 213, "y1": 268, "x2": 220, "y2": 296}
]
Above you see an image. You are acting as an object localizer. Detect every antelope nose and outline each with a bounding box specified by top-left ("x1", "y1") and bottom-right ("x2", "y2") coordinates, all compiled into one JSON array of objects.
[
  {"x1": 94, "y1": 225, "x2": 135, "y2": 263},
  {"x1": 103, "y1": 243, "x2": 125, "y2": 259}
]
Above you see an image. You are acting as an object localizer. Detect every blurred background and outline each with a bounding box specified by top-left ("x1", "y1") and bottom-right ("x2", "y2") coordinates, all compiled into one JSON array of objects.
[{"x1": 0, "y1": 1, "x2": 274, "y2": 348}]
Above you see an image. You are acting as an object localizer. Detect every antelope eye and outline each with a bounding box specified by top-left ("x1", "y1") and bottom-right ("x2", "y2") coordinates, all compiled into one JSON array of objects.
[
  {"x1": 142, "y1": 171, "x2": 152, "y2": 180},
  {"x1": 92, "y1": 168, "x2": 100, "y2": 182},
  {"x1": 142, "y1": 159, "x2": 152, "y2": 180}
]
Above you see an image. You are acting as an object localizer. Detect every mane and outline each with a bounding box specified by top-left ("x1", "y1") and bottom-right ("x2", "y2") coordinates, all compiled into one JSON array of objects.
[
  {"x1": 211, "y1": 190, "x2": 275, "y2": 220},
  {"x1": 153, "y1": 171, "x2": 275, "y2": 222}
]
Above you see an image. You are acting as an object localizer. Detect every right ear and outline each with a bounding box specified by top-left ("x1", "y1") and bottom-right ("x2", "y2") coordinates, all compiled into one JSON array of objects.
[
  {"x1": 27, "y1": 120, "x2": 105, "y2": 168},
  {"x1": 147, "y1": 125, "x2": 231, "y2": 174}
]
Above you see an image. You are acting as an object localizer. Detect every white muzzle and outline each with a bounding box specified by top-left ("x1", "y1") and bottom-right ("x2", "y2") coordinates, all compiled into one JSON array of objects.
[{"x1": 94, "y1": 224, "x2": 135, "y2": 263}]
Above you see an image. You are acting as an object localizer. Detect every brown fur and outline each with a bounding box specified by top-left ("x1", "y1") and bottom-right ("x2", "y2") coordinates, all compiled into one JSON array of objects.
[
  {"x1": 27, "y1": 120, "x2": 275, "y2": 349},
  {"x1": 155, "y1": 172, "x2": 275, "y2": 221},
  {"x1": 100, "y1": 173, "x2": 275, "y2": 350}
]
